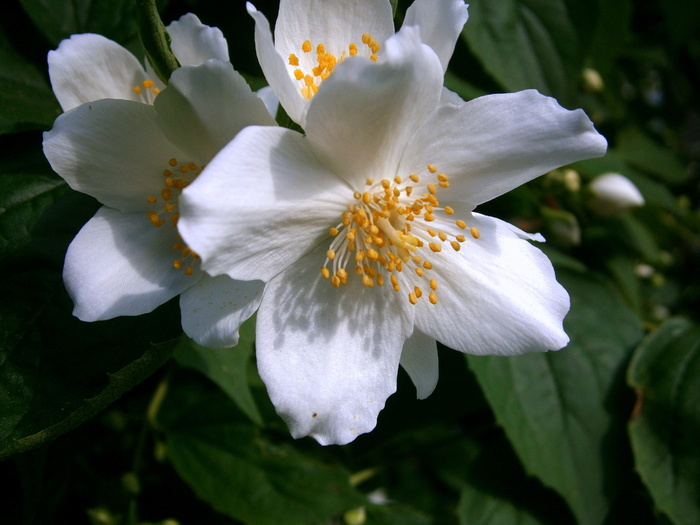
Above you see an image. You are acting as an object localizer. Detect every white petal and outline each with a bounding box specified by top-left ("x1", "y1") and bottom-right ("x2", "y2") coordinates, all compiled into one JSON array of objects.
[
  {"x1": 64, "y1": 207, "x2": 199, "y2": 321},
  {"x1": 155, "y1": 60, "x2": 276, "y2": 161},
  {"x1": 247, "y1": 3, "x2": 307, "y2": 126},
  {"x1": 256, "y1": 85, "x2": 280, "y2": 118},
  {"x1": 43, "y1": 99, "x2": 187, "y2": 211},
  {"x1": 167, "y1": 13, "x2": 229, "y2": 65},
  {"x1": 399, "y1": 329, "x2": 439, "y2": 399},
  {"x1": 179, "y1": 126, "x2": 348, "y2": 282},
  {"x1": 399, "y1": 90, "x2": 608, "y2": 207},
  {"x1": 48, "y1": 34, "x2": 150, "y2": 111},
  {"x1": 402, "y1": 0, "x2": 469, "y2": 72},
  {"x1": 274, "y1": 0, "x2": 394, "y2": 64},
  {"x1": 179, "y1": 275, "x2": 264, "y2": 349},
  {"x1": 255, "y1": 243, "x2": 413, "y2": 445},
  {"x1": 413, "y1": 213, "x2": 570, "y2": 355},
  {"x1": 305, "y1": 27, "x2": 444, "y2": 188}
]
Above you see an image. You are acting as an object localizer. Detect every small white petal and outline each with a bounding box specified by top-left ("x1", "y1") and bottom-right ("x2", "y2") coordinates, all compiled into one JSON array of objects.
[
  {"x1": 179, "y1": 275, "x2": 264, "y2": 349},
  {"x1": 155, "y1": 60, "x2": 276, "y2": 161},
  {"x1": 64, "y1": 207, "x2": 198, "y2": 321},
  {"x1": 43, "y1": 99, "x2": 187, "y2": 211},
  {"x1": 402, "y1": 0, "x2": 469, "y2": 72},
  {"x1": 589, "y1": 172, "x2": 645, "y2": 214},
  {"x1": 400, "y1": 90, "x2": 608, "y2": 207},
  {"x1": 256, "y1": 243, "x2": 413, "y2": 445},
  {"x1": 247, "y1": 3, "x2": 307, "y2": 126},
  {"x1": 179, "y1": 126, "x2": 348, "y2": 282},
  {"x1": 413, "y1": 213, "x2": 570, "y2": 355},
  {"x1": 167, "y1": 13, "x2": 230, "y2": 65},
  {"x1": 48, "y1": 34, "x2": 150, "y2": 111},
  {"x1": 305, "y1": 27, "x2": 444, "y2": 188},
  {"x1": 400, "y1": 329, "x2": 439, "y2": 400}
]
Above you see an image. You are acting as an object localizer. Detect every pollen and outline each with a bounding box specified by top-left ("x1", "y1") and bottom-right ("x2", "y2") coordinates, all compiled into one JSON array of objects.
[
  {"x1": 146, "y1": 156, "x2": 203, "y2": 276},
  {"x1": 319, "y1": 163, "x2": 480, "y2": 306},
  {"x1": 289, "y1": 33, "x2": 381, "y2": 99}
]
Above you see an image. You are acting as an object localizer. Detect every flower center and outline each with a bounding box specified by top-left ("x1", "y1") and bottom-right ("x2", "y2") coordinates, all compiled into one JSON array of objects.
[
  {"x1": 132, "y1": 79, "x2": 161, "y2": 103},
  {"x1": 146, "y1": 157, "x2": 202, "y2": 275},
  {"x1": 320, "y1": 164, "x2": 481, "y2": 306},
  {"x1": 288, "y1": 33, "x2": 380, "y2": 99}
]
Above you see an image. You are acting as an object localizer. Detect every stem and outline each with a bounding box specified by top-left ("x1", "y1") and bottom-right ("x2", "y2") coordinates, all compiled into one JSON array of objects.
[{"x1": 136, "y1": 0, "x2": 181, "y2": 84}]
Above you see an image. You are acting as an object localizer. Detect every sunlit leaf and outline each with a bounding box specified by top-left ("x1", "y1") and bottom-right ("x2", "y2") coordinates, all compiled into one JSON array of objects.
[
  {"x1": 462, "y1": 0, "x2": 590, "y2": 107},
  {"x1": 627, "y1": 318, "x2": 700, "y2": 525},
  {"x1": 158, "y1": 371, "x2": 365, "y2": 525},
  {"x1": 467, "y1": 268, "x2": 644, "y2": 525}
]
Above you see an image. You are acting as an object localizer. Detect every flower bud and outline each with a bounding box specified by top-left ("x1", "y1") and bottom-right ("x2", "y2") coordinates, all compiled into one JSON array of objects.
[{"x1": 589, "y1": 173, "x2": 645, "y2": 214}]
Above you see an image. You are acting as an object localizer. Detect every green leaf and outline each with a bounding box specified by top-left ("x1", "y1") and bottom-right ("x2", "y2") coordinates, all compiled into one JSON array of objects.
[
  {"x1": 0, "y1": 46, "x2": 59, "y2": 134},
  {"x1": 158, "y1": 372, "x2": 365, "y2": 525},
  {"x1": 0, "y1": 186, "x2": 182, "y2": 459},
  {"x1": 0, "y1": 160, "x2": 67, "y2": 258},
  {"x1": 363, "y1": 503, "x2": 431, "y2": 525},
  {"x1": 173, "y1": 315, "x2": 263, "y2": 426},
  {"x1": 617, "y1": 127, "x2": 688, "y2": 185},
  {"x1": 19, "y1": 0, "x2": 141, "y2": 47},
  {"x1": 458, "y1": 485, "x2": 547, "y2": 525},
  {"x1": 627, "y1": 318, "x2": 700, "y2": 525},
  {"x1": 587, "y1": 0, "x2": 632, "y2": 75},
  {"x1": 467, "y1": 268, "x2": 644, "y2": 525},
  {"x1": 462, "y1": 0, "x2": 588, "y2": 106}
]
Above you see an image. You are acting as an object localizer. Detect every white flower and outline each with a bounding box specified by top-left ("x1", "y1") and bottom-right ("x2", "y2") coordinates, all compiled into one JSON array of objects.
[
  {"x1": 48, "y1": 13, "x2": 229, "y2": 111},
  {"x1": 589, "y1": 172, "x2": 645, "y2": 214},
  {"x1": 43, "y1": 60, "x2": 277, "y2": 348},
  {"x1": 179, "y1": 29, "x2": 607, "y2": 444},
  {"x1": 247, "y1": 0, "x2": 469, "y2": 127}
]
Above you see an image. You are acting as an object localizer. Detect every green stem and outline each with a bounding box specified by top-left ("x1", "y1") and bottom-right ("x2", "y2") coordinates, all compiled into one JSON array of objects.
[{"x1": 136, "y1": 0, "x2": 181, "y2": 84}]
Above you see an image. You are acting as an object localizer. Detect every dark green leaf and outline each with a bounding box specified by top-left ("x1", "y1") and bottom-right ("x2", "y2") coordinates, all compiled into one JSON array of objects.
[
  {"x1": 458, "y1": 484, "x2": 547, "y2": 525},
  {"x1": 587, "y1": 0, "x2": 632, "y2": 75},
  {"x1": 467, "y1": 268, "x2": 644, "y2": 525},
  {"x1": 617, "y1": 127, "x2": 688, "y2": 185},
  {"x1": 0, "y1": 162, "x2": 67, "y2": 258},
  {"x1": 462, "y1": 0, "x2": 588, "y2": 107},
  {"x1": 363, "y1": 503, "x2": 431, "y2": 525},
  {"x1": 19, "y1": 0, "x2": 141, "y2": 47},
  {"x1": 0, "y1": 46, "x2": 59, "y2": 134},
  {"x1": 627, "y1": 318, "x2": 700, "y2": 525},
  {"x1": 158, "y1": 372, "x2": 365, "y2": 525},
  {"x1": 174, "y1": 315, "x2": 263, "y2": 426}
]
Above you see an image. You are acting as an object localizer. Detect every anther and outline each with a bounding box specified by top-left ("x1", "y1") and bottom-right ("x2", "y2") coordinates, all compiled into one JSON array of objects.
[
  {"x1": 450, "y1": 241, "x2": 461, "y2": 251},
  {"x1": 408, "y1": 292, "x2": 418, "y2": 305},
  {"x1": 302, "y1": 40, "x2": 312, "y2": 53},
  {"x1": 456, "y1": 220, "x2": 467, "y2": 229},
  {"x1": 429, "y1": 293, "x2": 438, "y2": 304},
  {"x1": 470, "y1": 227, "x2": 481, "y2": 239},
  {"x1": 326, "y1": 249, "x2": 336, "y2": 260},
  {"x1": 444, "y1": 206, "x2": 454, "y2": 215},
  {"x1": 429, "y1": 278, "x2": 438, "y2": 290}
]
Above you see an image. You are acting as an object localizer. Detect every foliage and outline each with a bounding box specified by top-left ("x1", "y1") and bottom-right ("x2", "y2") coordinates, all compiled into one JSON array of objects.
[{"x1": 1, "y1": 0, "x2": 699, "y2": 524}]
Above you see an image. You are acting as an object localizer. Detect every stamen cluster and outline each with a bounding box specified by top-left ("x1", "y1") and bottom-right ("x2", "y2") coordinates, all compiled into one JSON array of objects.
[
  {"x1": 146, "y1": 157, "x2": 202, "y2": 275},
  {"x1": 321, "y1": 165, "x2": 481, "y2": 306},
  {"x1": 288, "y1": 33, "x2": 380, "y2": 99}
]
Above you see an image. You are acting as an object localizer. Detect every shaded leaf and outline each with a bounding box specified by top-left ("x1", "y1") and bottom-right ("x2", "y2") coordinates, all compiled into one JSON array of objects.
[
  {"x1": 158, "y1": 371, "x2": 365, "y2": 525},
  {"x1": 617, "y1": 127, "x2": 688, "y2": 185},
  {"x1": 467, "y1": 268, "x2": 644, "y2": 525},
  {"x1": 458, "y1": 484, "x2": 547, "y2": 525},
  {"x1": 174, "y1": 315, "x2": 263, "y2": 426},
  {"x1": 19, "y1": 0, "x2": 141, "y2": 47},
  {"x1": 627, "y1": 318, "x2": 700, "y2": 525},
  {"x1": 0, "y1": 160, "x2": 67, "y2": 258},
  {"x1": 0, "y1": 46, "x2": 59, "y2": 134}
]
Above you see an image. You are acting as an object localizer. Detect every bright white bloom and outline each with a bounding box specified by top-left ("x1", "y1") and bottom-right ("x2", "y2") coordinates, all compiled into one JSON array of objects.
[
  {"x1": 247, "y1": 0, "x2": 468, "y2": 127},
  {"x1": 48, "y1": 13, "x2": 229, "y2": 111},
  {"x1": 43, "y1": 60, "x2": 276, "y2": 348},
  {"x1": 179, "y1": 29, "x2": 607, "y2": 444},
  {"x1": 589, "y1": 172, "x2": 645, "y2": 214}
]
